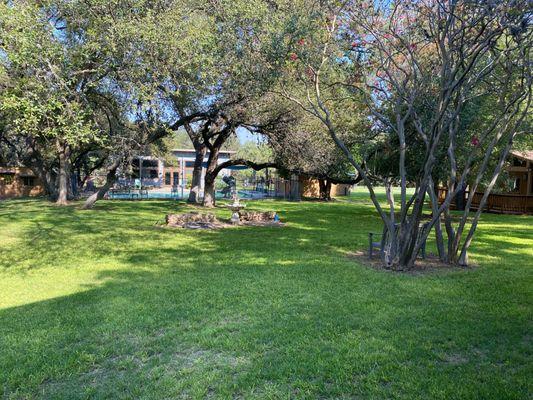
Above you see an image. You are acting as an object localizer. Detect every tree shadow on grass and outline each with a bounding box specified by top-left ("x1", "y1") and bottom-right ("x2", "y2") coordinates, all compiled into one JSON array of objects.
[
  {"x1": 1, "y1": 255, "x2": 531, "y2": 399},
  {"x1": 0, "y1": 200, "x2": 193, "y2": 272},
  {"x1": 0, "y1": 199, "x2": 531, "y2": 398},
  {"x1": 1, "y1": 199, "x2": 374, "y2": 274}
]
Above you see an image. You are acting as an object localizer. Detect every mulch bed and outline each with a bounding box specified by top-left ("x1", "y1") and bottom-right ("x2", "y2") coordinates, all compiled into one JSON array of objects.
[{"x1": 348, "y1": 251, "x2": 475, "y2": 274}]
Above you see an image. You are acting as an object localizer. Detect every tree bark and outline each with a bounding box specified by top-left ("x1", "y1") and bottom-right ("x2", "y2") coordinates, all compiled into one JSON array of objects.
[
  {"x1": 202, "y1": 146, "x2": 221, "y2": 208},
  {"x1": 203, "y1": 173, "x2": 216, "y2": 207},
  {"x1": 318, "y1": 179, "x2": 332, "y2": 200},
  {"x1": 428, "y1": 179, "x2": 446, "y2": 261},
  {"x1": 179, "y1": 117, "x2": 209, "y2": 204},
  {"x1": 56, "y1": 141, "x2": 70, "y2": 205},
  {"x1": 200, "y1": 119, "x2": 233, "y2": 207},
  {"x1": 188, "y1": 143, "x2": 206, "y2": 204},
  {"x1": 82, "y1": 157, "x2": 121, "y2": 209},
  {"x1": 31, "y1": 161, "x2": 57, "y2": 201},
  {"x1": 456, "y1": 136, "x2": 517, "y2": 266}
]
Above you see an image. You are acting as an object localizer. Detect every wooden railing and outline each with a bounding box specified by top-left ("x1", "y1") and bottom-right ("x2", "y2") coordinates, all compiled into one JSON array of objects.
[{"x1": 438, "y1": 188, "x2": 533, "y2": 214}]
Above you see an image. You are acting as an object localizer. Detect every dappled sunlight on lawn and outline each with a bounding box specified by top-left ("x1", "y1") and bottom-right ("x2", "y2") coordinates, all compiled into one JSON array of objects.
[{"x1": 0, "y1": 198, "x2": 531, "y2": 399}]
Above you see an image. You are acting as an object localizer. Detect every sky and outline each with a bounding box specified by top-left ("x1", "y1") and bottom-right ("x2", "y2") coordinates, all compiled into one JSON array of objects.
[{"x1": 237, "y1": 127, "x2": 264, "y2": 144}]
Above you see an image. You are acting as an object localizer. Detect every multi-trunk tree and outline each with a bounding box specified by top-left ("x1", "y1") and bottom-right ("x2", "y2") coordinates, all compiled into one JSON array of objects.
[{"x1": 276, "y1": 0, "x2": 531, "y2": 269}]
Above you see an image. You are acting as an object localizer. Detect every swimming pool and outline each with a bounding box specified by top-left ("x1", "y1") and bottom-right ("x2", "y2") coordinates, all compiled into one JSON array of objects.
[
  {"x1": 108, "y1": 190, "x2": 188, "y2": 200},
  {"x1": 107, "y1": 189, "x2": 272, "y2": 200}
]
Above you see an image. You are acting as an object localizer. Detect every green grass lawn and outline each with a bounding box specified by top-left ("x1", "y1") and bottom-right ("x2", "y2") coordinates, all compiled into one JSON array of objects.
[{"x1": 0, "y1": 193, "x2": 532, "y2": 399}]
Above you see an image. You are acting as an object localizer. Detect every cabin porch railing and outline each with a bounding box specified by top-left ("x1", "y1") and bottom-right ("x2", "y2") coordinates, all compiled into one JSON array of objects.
[{"x1": 438, "y1": 188, "x2": 533, "y2": 215}]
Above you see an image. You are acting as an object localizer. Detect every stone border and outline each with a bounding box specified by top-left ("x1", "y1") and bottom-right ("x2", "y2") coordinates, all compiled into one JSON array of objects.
[{"x1": 165, "y1": 212, "x2": 284, "y2": 230}]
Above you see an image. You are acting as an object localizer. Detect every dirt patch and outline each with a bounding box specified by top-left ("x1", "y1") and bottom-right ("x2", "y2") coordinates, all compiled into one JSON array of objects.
[
  {"x1": 441, "y1": 353, "x2": 469, "y2": 365},
  {"x1": 172, "y1": 348, "x2": 247, "y2": 369},
  {"x1": 348, "y1": 251, "x2": 475, "y2": 274}
]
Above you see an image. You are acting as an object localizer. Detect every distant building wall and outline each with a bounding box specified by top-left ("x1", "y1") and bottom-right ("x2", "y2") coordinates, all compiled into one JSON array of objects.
[
  {"x1": 120, "y1": 150, "x2": 237, "y2": 189},
  {"x1": 299, "y1": 177, "x2": 352, "y2": 198},
  {"x1": 507, "y1": 151, "x2": 532, "y2": 196},
  {"x1": 0, "y1": 167, "x2": 44, "y2": 199},
  {"x1": 273, "y1": 175, "x2": 301, "y2": 200},
  {"x1": 436, "y1": 150, "x2": 533, "y2": 214},
  {"x1": 272, "y1": 175, "x2": 352, "y2": 200},
  {"x1": 164, "y1": 149, "x2": 236, "y2": 188}
]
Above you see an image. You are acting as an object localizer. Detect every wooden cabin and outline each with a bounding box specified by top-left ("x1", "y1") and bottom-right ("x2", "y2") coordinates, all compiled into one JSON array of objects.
[
  {"x1": 438, "y1": 150, "x2": 533, "y2": 214},
  {"x1": 507, "y1": 150, "x2": 533, "y2": 196},
  {"x1": 299, "y1": 177, "x2": 352, "y2": 198},
  {"x1": 0, "y1": 166, "x2": 44, "y2": 199},
  {"x1": 273, "y1": 174, "x2": 352, "y2": 200}
]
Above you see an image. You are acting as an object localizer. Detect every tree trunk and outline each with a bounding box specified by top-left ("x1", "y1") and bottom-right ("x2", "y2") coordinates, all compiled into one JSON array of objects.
[
  {"x1": 202, "y1": 146, "x2": 220, "y2": 207},
  {"x1": 187, "y1": 143, "x2": 206, "y2": 204},
  {"x1": 203, "y1": 173, "x2": 216, "y2": 207},
  {"x1": 56, "y1": 141, "x2": 70, "y2": 205},
  {"x1": 428, "y1": 180, "x2": 446, "y2": 261},
  {"x1": 381, "y1": 223, "x2": 399, "y2": 268},
  {"x1": 385, "y1": 196, "x2": 426, "y2": 271},
  {"x1": 443, "y1": 209, "x2": 455, "y2": 263},
  {"x1": 385, "y1": 225, "x2": 420, "y2": 271},
  {"x1": 318, "y1": 178, "x2": 333, "y2": 200},
  {"x1": 31, "y1": 162, "x2": 57, "y2": 200},
  {"x1": 398, "y1": 225, "x2": 422, "y2": 270},
  {"x1": 200, "y1": 121, "x2": 234, "y2": 207},
  {"x1": 82, "y1": 158, "x2": 121, "y2": 209},
  {"x1": 455, "y1": 137, "x2": 517, "y2": 266}
]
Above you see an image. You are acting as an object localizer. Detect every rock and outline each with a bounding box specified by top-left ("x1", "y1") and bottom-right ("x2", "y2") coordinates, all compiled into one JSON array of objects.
[
  {"x1": 166, "y1": 212, "x2": 218, "y2": 226},
  {"x1": 238, "y1": 211, "x2": 277, "y2": 222},
  {"x1": 165, "y1": 211, "x2": 281, "y2": 229}
]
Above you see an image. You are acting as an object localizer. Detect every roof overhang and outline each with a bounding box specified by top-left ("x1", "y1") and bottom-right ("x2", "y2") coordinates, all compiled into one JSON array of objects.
[{"x1": 510, "y1": 150, "x2": 533, "y2": 162}]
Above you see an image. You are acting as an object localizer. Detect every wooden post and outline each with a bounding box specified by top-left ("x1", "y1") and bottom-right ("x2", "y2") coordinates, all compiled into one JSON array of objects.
[{"x1": 527, "y1": 160, "x2": 532, "y2": 195}]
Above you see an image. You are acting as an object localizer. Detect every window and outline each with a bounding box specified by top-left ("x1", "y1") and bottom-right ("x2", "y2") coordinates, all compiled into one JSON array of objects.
[
  {"x1": 142, "y1": 160, "x2": 159, "y2": 168},
  {"x1": 22, "y1": 176, "x2": 35, "y2": 186},
  {"x1": 165, "y1": 172, "x2": 171, "y2": 185},
  {"x1": 185, "y1": 161, "x2": 196, "y2": 169},
  {"x1": 134, "y1": 167, "x2": 158, "y2": 179},
  {"x1": 133, "y1": 158, "x2": 159, "y2": 168},
  {"x1": 0, "y1": 173, "x2": 14, "y2": 185},
  {"x1": 513, "y1": 157, "x2": 526, "y2": 167}
]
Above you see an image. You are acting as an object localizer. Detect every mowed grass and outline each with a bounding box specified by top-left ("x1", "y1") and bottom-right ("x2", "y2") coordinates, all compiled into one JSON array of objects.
[{"x1": 0, "y1": 192, "x2": 531, "y2": 399}]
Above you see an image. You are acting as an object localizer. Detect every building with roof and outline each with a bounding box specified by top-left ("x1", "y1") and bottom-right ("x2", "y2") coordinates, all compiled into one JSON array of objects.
[
  {"x1": 0, "y1": 166, "x2": 43, "y2": 199},
  {"x1": 438, "y1": 150, "x2": 533, "y2": 214},
  {"x1": 508, "y1": 150, "x2": 533, "y2": 196},
  {"x1": 125, "y1": 149, "x2": 236, "y2": 189}
]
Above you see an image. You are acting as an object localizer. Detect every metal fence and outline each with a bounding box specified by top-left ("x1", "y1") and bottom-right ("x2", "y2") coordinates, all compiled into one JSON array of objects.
[
  {"x1": 215, "y1": 176, "x2": 301, "y2": 201},
  {"x1": 107, "y1": 176, "x2": 302, "y2": 201}
]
